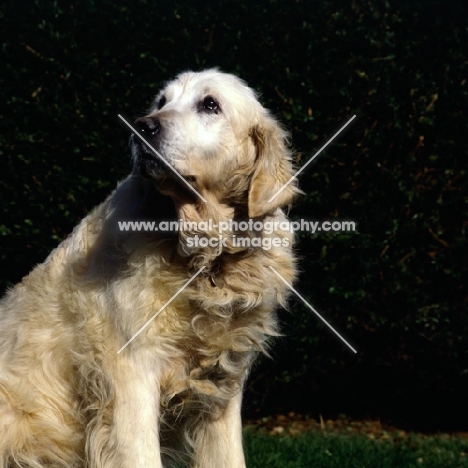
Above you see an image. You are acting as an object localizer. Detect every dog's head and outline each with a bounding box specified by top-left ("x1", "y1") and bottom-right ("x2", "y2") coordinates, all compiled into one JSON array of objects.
[{"x1": 131, "y1": 69, "x2": 300, "y2": 219}]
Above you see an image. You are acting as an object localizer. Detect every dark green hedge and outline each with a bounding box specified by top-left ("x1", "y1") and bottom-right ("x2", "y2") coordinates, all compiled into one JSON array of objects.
[{"x1": 1, "y1": 0, "x2": 467, "y2": 429}]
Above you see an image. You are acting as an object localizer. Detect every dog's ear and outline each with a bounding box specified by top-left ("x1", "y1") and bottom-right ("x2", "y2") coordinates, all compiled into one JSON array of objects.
[{"x1": 247, "y1": 120, "x2": 301, "y2": 218}]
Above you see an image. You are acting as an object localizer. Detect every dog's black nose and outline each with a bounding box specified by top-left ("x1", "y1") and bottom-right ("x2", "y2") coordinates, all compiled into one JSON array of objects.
[{"x1": 134, "y1": 117, "x2": 161, "y2": 136}]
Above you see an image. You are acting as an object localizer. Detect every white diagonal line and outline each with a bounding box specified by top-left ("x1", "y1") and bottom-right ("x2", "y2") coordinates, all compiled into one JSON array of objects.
[
  {"x1": 118, "y1": 114, "x2": 207, "y2": 203},
  {"x1": 269, "y1": 266, "x2": 357, "y2": 353},
  {"x1": 268, "y1": 114, "x2": 356, "y2": 203},
  {"x1": 117, "y1": 266, "x2": 206, "y2": 354}
]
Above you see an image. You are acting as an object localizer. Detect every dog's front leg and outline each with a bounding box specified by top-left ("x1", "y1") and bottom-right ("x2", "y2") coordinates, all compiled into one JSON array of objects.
[
  {"x1": 87, "y1": 356, "x2": 162, "y2": 468},
  {"x1": 191, "y1": 391, "x2": 246, "y2": 468}
]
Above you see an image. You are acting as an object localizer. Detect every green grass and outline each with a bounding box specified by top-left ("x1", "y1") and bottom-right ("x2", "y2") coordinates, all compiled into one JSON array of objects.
[{"x1": 244, "y1": 429, "x2": 468, "y2": 468}]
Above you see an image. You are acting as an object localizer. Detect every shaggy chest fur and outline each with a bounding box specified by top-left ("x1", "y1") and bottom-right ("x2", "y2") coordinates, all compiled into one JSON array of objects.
[{"x1": 65, "y1": 212, "x2": 286, "y2": 426}]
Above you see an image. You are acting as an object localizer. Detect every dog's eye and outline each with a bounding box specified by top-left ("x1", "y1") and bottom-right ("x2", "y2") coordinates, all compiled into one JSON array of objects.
[
  {"x1": 157, "y1": 96, "x2": 166, "y2": 110},
  {"x1": 202, "y1": 96, "x2": 220, "y2": 113}
]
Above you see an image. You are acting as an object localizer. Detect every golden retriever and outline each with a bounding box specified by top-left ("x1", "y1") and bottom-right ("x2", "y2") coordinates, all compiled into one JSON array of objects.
[{"x1": 0, "y1": 69, "x2": 300, "y2": 467}]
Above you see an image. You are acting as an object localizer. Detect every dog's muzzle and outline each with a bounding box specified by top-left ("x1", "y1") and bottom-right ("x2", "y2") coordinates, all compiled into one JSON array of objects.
[{"x1": 131, "y1": 116, "x2": 168, "y2": 178}]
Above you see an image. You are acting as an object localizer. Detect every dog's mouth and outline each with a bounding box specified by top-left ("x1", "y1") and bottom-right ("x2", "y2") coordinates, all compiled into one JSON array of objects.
[
  {"x1": 130, "y1": 136, "x2": 199, "y2": 202},
  {"x1": 130, "y1": 135, "x2": 170, "y2": 179}
]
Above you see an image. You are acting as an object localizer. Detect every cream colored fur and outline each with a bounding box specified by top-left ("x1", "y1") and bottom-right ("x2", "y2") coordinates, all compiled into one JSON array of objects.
[{"x1": 0, "y1": 69, "x2": 300, "y2": 467}]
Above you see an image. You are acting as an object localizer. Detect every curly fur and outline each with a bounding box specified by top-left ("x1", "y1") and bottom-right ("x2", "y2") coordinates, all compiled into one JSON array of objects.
[{"x1": 0, "y1": 69, "x2": 300, "y2": 467}]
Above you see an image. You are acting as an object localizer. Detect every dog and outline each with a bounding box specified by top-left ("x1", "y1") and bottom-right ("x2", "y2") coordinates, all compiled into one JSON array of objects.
[{"x1": 0, "y1": 69, "x2": 300, "y2": 467}]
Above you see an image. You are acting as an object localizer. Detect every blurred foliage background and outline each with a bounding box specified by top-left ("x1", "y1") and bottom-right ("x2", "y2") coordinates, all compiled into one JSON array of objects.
[{"x1": 1, "y1": 0, "x2": 467, "y2": 431}]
